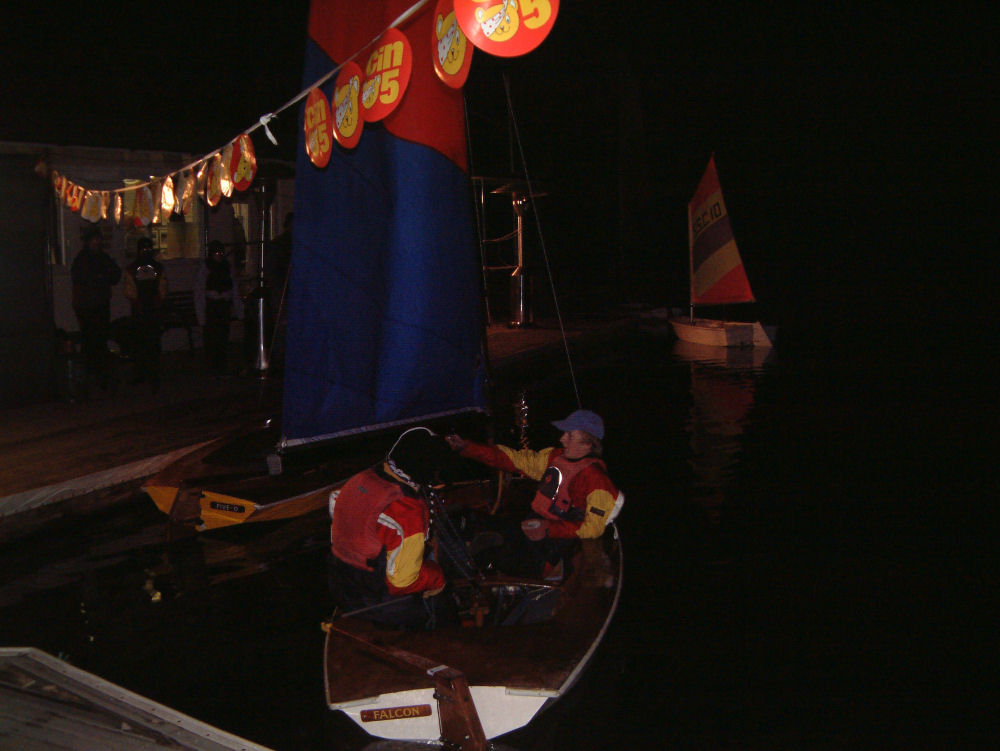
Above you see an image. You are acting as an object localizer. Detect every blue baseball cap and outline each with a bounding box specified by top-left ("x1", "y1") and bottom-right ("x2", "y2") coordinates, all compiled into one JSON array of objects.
[{"x1": 552, "y1": 410, "x2": 604, "y2": 440}]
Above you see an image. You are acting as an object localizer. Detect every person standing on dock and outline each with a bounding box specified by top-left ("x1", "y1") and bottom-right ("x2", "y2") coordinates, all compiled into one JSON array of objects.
[
  {"x1": 123, "y1": 237, "x2": 167, "y2": 389},
  {"x1": 446, "y1": 410, "x2": 623, "y2": 580},
  {"x1": 327, "y1": 428, "x2": 456, "y2": 629},
  {"x1": 71, "y1": 227, "x2": 121, "y2": 393},
  {"x1": 194, "y1": 240, "x2": 242, "y2": 376}
]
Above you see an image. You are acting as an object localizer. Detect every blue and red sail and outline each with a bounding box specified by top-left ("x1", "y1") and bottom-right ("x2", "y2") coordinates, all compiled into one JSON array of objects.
[{"x1": 282, "y1": 0, "x2": 486, "y2": 447}]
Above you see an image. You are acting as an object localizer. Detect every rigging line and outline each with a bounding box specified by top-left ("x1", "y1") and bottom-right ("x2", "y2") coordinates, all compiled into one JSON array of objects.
[
  {"x1": 431, "y1": 510, "x2": 477, "y2": 580},
  {"x1": 256, "y1": 0, "x2": 433, "y2": 131},
  {"x1": 501, "y1": 75, "x2": 582, "y2": 410},
  {"x1": 464, "y1": 96, "x2": 493, "y2": 328},
  {"x1": 184, "y1": 0, "x2": 435, "y2": 175},
  {"x1": 484, "y1": 228, "x2": 521, "y2": 243},
  {"x1": 332, "y1": 593, "x2": 422, "y2": 620},
  {"x1": 465, "y1": 101, "x2": 497, "y2": 412},
  {"x1": 58, "y1": 0, "x2": 433, "y2": 194}
]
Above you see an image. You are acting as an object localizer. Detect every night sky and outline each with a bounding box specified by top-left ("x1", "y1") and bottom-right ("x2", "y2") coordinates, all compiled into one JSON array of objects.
[{"x1": 3, "y1": 2, "x2": 997, "y2": 350}]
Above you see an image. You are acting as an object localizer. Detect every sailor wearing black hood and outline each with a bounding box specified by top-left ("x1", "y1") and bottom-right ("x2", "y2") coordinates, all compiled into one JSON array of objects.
[{"x1": 327, "y1": 428, "x2": 455, "y2": 628}]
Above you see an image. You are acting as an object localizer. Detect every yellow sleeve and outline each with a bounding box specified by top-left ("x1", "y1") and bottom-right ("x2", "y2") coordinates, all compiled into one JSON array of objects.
[
  {"x1": 385, "y1": 532, "x2": 425, "y2": 590},
  {"x1": 574, "y1": 488, "x2": 617, "y2": 539},
  {"x1": 495, "y1": 445, "x2": 555, "y2": 482}
]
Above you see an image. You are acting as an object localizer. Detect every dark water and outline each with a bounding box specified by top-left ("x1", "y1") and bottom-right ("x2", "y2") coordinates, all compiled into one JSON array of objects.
[{"x1": 1, "y1": 327, "x2": 995, "y2": 750}]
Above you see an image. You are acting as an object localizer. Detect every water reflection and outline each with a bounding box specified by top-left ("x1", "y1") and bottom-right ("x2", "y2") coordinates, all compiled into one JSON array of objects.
[
  {"x1": 0, "y1": 501, "x2": 330, "y2": 611},
  {"x1": 672, "y1": 340, "x2": 774, "y2": 563},
  {"x1": 153, "y1": 510, "x2": 331, "y2": 595},
  {"x1": 0, "y1": 499, "x2": 332, "y2": 661}
]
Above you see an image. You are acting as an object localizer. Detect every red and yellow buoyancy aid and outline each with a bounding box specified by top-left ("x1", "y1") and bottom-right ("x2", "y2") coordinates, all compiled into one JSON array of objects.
[
  {"x1": 330, "y1": 469, "x2": 401, "y2": 571},
  {"x1": 330, "y1": 467, "x2": 444, "y2": 594},
  {"x1": 531, "y1": 452, "x2": 600, "y2": 521}
]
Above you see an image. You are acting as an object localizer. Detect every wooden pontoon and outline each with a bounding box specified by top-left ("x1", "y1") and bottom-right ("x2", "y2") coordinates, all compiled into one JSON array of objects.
[{"x1": 0, "y1": 647, "x2": 274, "y2": 750}]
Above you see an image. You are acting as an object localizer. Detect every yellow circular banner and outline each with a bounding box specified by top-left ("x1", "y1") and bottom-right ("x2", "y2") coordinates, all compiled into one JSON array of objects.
[
  {"x1": 454, "y1": 0, "x2": 558, "y2": 57},
  {"x1": 361, "y1": 28, "x2": 412, "y2": 122},
  {"x1": 333, "y1": 62, "x2": 364, "y2": 149},
  {"x1": 305, "y1": 88, "x2": 334, "y2": 167},
  {"x1": 432, "y1": 0, "x2": 473, "y2": 88}
]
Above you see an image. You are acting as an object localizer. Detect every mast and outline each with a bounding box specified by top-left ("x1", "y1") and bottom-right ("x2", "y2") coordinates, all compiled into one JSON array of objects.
[{"x1": 687, "y1": 184, "x2": 695, "y2": 323}]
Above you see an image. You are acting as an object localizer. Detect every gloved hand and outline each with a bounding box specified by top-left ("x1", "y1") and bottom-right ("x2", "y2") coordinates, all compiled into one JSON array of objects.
[
  {"x1": 521, "y1": 518, "x2": 550, "y2": 541},
  {"x1": 423, "y1": 585, "x2": 444, "y2": 598}
]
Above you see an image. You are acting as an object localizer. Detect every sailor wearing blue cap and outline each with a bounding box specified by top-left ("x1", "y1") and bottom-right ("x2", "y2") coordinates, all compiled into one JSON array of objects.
[{"x1": 446, "y1": 409, "x2": 623, "y2": 580}]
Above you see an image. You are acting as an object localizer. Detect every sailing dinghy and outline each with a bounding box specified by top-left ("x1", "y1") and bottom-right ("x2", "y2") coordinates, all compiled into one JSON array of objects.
[{"x1": 669, "y1": 156, "x2": 776, "y2": 348}]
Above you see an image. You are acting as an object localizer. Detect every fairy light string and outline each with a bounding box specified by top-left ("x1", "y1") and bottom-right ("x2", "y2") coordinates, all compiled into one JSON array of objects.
[
  {"x1": 53, "y1": 0, "x2": 434, "y2": 214},
  {"x1": 50, "y1": 0, "x2": 558, "y2": 222}
]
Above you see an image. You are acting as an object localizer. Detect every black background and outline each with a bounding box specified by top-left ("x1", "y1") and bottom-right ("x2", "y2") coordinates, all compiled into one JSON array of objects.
[{"x1": 3, "y1": 2, "x2": 998, "y2": 360}]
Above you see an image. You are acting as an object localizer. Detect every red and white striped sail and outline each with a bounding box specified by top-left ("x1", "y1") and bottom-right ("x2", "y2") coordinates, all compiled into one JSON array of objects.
[{"x1": 688, "y1": 156, "x2": 755, "y2": 305}]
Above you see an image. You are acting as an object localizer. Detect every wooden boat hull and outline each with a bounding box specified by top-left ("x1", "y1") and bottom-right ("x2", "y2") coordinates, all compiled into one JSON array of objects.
[
  {"x1": 141, "y1": 423, "x2": 346, "y2": 530},
  {"x1": 144, "y1": 476, "x2": 334, "y2": 530},
  {"x1": 324, "y1": 526, "x2": 622, "y2": 743},
  {"x1": 668, "y1": 315, "x2": 775, "y2": 348}
]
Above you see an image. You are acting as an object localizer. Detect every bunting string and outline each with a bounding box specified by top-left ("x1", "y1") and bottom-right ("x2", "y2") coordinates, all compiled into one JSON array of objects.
[{"x1": 49, "y1": 0, "x2": 558, "y2": 224}]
